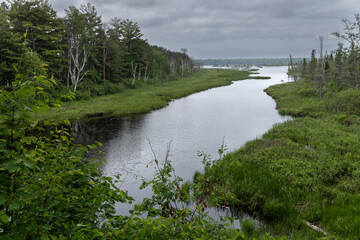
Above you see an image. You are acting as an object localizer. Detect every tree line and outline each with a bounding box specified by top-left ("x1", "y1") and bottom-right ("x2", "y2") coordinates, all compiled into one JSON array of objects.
[
  {"x1": 197, "y1": 58, "x2": 307, "y2": 67},
  {"x1": 291, "y1": 14, "x2": 360, "y2": 97},
  {"x1": 0, "y1": 0, "x2": 194, "y2": 98}
]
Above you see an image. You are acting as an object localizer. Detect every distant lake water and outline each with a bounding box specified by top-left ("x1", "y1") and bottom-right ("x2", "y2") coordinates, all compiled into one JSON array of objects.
[{"x1": 74, "y1": 66, "x2": 292, "y2": 215}]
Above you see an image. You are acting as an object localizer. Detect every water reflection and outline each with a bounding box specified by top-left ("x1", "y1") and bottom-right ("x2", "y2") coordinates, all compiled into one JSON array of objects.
[{"x1": 74, "y1": 66, "x2": 292, "y2": 216}]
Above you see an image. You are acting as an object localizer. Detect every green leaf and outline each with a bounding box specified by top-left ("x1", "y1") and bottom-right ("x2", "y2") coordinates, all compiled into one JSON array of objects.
[
  {"x1": 0, "y1": 197, "x2": 6, "y2": 206},
  {"x1": 1, "y1": 162, "x2": 20, "y2": 173},
  {"x1": 43, "y1": 225, "x2": 52, "y2": 230},
  {"x1": 23, "y1": 161, "x2": 34, "y2": 169},
  {"x1": 41, "y1": 234, "x2": 50, "y2": 240},
  {"x1": 71, "y1": 231, "x2": 82, "y2": 240},
  {"x1": 0, "y1": 114, "x2": 10, "y2": 124},
  {"x1": 1, "y1": 213, "x2": 10, "y2": 223},
  {"x1": 9, "y1": 201, "x2": 20, "y2": 211},
  {"x1": 16, "y1": 86, "x2": 36, "y2": 98}
]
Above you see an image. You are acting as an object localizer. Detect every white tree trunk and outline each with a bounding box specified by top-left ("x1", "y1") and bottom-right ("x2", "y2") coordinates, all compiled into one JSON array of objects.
[
  {"x1": 144, "y1": 64, "x2": 149, "y2": 83},
  {"x1": 131, "y1": 61, "x2": 138, "y2": 86},
  {"x1": 169, "y1": 58, "x2": 176, "y2": 74},
  {"x1": 68, "y1": 35, "x2": 88, "y2": 92}
]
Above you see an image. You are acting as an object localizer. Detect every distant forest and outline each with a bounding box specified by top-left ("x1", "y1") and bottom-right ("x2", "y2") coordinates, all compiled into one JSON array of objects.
[{"x1": 196, "y1": 58, "x2": 308, "y2": 67}]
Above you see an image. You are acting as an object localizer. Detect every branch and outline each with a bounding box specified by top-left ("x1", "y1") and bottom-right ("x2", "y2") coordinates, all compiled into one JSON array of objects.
[{"x1": 305, "y1": 221, "x2": 328, "y2": 236}]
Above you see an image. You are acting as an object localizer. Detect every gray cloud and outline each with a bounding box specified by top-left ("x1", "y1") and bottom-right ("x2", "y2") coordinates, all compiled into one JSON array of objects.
[{"x1": 44, "y1": 0, "x2": 360, "y2": 58}]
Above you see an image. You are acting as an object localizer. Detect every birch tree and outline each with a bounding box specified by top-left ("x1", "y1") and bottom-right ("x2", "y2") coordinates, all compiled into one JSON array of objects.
[
  {"x1": 65, "y1": 4, "x2": 101, "y2": 91},
  {"x1": 68, "y1": 36, "x2": 88, "y2": 91}
]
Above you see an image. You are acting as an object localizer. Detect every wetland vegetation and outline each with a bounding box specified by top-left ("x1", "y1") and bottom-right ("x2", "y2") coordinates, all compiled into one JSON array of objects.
[{"x1": 1, "y1": 0, "x2": 360, "y2": 239}]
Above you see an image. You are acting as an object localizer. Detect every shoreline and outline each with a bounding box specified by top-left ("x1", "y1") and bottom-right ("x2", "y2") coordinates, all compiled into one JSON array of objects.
[
  {"x1": 203, "y1": 79, "x2": 360, "y2": 238},
  {"x1": 36, "y1": 69, "x2": 269, "y2": 122}
]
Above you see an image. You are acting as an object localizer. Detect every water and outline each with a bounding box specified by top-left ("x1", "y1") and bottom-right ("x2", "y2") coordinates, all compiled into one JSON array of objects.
[{"x1": 74, "y1": 66, "x2": 292, "y2": 216}]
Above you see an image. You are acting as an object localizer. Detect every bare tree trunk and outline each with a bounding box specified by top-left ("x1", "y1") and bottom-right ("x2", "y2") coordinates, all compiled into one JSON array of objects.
[
  {"x1": 319, "y1": 35, "x2": 324, "y2": 98},
  {"x1": 169, "y1": 58, "x2": 176, "y2": 74},
  {"x1": 102, "y1": 39, "x2": 106, "y2": 81},
  {"x1": 289, "y1": 54, "x2": 298, "y2": 90},
  {"x1": 144, "y1": 64, "x2": 149, "y2": 83},
  {"x1": 181, "y1": 60, "x2": 185, "y2": 77},
  {"x1": 138, "y1": 62, "x2": 141, "y2": 80},
  {"x1": 68, "y1": 36, "x2": 88, "y2": 92},
  {"x1": 131, "y1": 61, "x2": 137, "y2": 86}
]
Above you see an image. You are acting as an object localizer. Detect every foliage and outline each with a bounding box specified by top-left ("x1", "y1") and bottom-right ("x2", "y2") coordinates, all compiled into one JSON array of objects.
[
  {"x1": 7, "y1": 0, "x2": 65, "y2": 78},
  {"x1": 292, "y1": 14, "x2": 360, "y2": 96},
  {"x1": 0, "y1": 72, "x2": 132, "y2": 238},
  {"x1": 0, "y1": 1, "x2": 195, "y2": 100},
  {"x1": 0, "y1": 68, "x2": 282, "y2": 239},
  {"x1": 116, "y1": 141, "x2": 244, "y2": 239},
  {"x1": 0, "y1": 2, "x2": 23, "y2": 86}
]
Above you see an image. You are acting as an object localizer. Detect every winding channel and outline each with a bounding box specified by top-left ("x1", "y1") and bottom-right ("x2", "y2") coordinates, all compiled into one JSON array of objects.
[{"x1": 74, "y1": 66, "x2": 292, "y2": 216}]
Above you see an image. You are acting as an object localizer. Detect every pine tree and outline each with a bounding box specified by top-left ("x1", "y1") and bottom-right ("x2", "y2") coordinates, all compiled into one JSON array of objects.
[
  {"x1": 0, "y1": 2, "x2": 23, "y2": 85},
  {"x1": 7, "y1": 0, "x2": 65, "y2": 78}
]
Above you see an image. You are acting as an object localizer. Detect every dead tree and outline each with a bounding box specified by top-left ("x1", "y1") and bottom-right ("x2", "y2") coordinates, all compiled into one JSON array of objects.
[{"x1": 68, "y1": 36, "x2": 88, "y2": 92}]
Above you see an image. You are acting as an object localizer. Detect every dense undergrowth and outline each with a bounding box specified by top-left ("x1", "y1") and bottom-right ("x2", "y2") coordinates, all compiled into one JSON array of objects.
[
  {"x1": 200, "y1": 79, "x2": 360, "y2": 239},
  {"x1": 1, "y1": 69, "x2": 283, "y2": 239}
]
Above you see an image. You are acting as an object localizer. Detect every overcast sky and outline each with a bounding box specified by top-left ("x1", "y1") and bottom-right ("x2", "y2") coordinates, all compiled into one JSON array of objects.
[{"x1": 47, "y1": 0, "x2": 360, "y2": 59}]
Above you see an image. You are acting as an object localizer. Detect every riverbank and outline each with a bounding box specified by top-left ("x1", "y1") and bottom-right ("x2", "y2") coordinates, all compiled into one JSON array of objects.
[
  {"x1": 36, "y1": 69, "x2": 268, "y2": 121},
  {"x1": 202, "y1": 80, "x2": 360, "y2": 239}
]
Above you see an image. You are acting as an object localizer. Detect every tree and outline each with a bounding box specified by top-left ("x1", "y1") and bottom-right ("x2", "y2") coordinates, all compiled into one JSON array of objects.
[
  {"x1": 0, "y1": 2, "x2": 23, "y2": 85},
  {"x1": 120, "y1": 19, "x2": 147, "y2": 84},
  {"x1": 333, "y1": 43, "x2": 345, "y2": 87},
  {"x1": 317, "y1": 35, "x2": 325, "y2": 97},
  {"x1": 7, "y1": 0, "x2": 65, "y2": 78},
  {"x1": 309, "y1": 49, "x2": 317, "y2": 82},
  {"x1": 332, "y1": 14, "x2": 360, "y2": 89},
  {"x1": 289, "y1": 54, "x2": 298, "y2": 90},
  {"x1": 65, "y1": 3, "x2": 102, "y2": 92},
  {"x1": 0, "y1": 66, "x2": 133, "y2": 238}
]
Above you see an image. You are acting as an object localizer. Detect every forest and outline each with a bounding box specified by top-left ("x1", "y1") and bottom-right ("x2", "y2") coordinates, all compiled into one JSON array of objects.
[{"x1": 0, "y1": 0, "x2": 195, "y2": 100}]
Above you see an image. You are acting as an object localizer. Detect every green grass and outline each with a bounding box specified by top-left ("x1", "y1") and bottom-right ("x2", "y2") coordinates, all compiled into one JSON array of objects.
[
  {"x1": 37, "y1": 69, "x2": 268, "y2": 121},
  {"x1": 202, "y1": 80, "x2": 360, "y2": 239}
]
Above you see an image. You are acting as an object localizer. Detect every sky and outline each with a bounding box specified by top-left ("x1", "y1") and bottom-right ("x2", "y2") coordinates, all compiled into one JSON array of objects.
[{"x1": 46, "y1": 0, "x2": 360, "y2": 59}]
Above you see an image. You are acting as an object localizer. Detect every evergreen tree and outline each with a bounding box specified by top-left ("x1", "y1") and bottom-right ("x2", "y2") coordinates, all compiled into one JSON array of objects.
[
  {"x1": 0, "y1": 2, "x2": 23, "y2": 85},
  {"x1": 7, "y1": 0, "x2": 65, "y2": 78}
]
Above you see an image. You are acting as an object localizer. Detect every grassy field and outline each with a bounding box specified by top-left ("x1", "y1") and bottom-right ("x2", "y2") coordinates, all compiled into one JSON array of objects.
[
  {"x1": 37, "y1": 69, "x2": 268, "y2": 121},
  {"x1": 199, "y1": 80, "x2": 360, "y2": 239}
]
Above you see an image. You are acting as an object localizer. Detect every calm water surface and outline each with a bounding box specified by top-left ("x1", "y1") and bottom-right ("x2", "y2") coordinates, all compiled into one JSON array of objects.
[{"x1": 74, "y1": 66, "x2": 292, "y2": 215}]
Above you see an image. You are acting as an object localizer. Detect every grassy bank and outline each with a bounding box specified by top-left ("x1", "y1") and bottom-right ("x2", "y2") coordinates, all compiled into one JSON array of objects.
[
  {"x1": 37, "y1": 69, "x2": 267, "y2": 121},
  {"x1": 200, "y1": 80, "x2": 360, "y2": 239}
]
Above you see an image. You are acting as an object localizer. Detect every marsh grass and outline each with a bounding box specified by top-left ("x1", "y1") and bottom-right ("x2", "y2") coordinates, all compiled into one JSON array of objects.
[
  {"x1": 37, "y1": 69, "x2": 266, "y2": 121},
  {"x1": 203, "y1": 80, "x2": 360, "y2": 239}
]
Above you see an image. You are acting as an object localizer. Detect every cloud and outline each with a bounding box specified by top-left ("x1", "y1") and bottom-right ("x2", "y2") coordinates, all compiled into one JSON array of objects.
[{"x1": 46, "y1": 0, "x2": 359, "y2": 58}]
